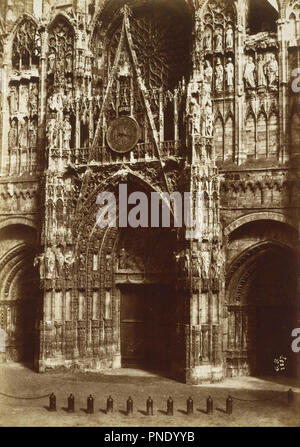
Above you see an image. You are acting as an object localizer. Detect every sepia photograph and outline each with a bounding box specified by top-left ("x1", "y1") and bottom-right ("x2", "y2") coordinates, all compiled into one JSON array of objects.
[{"x1": 0, "y1": 0, "x2": 299, "y2": 432}]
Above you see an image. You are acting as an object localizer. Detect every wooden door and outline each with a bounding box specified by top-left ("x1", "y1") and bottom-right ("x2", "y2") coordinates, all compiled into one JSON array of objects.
[
  {"x1": 120, "y1": 285, "x2": 147, "y2": 366},
  {"x1": 120, "y1": 284, "x2": 174, "y2": 369}
]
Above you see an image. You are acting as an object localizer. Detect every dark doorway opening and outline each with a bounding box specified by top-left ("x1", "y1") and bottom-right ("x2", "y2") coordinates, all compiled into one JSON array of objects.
[
  {"x1": 255, "y1": 305, "x2": 297, "y2": 377},
  {"x1": 246, "y1": 246, "x2": 298, "y2": 378},
  {"x1": 120, "y1": 283, "x2": 174, "y2": 371}
]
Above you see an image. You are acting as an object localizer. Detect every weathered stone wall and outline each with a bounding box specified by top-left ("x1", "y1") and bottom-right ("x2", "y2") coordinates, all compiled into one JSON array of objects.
[{"x1": 0, "y1": 0, "x2": 299, "y2": 382}]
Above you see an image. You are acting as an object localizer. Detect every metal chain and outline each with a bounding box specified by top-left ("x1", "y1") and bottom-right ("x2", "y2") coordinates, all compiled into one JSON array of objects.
[
  {"x1": 0, "y1": 391, "x2": 51, "y2": 400},
  {"x1": 231, "y1": 395, "x2": 279, "y2": 402}
]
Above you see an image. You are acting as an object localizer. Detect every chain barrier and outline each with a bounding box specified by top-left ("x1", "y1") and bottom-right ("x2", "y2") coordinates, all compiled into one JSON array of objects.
[{"x1": 0, "y1": 391, "x2": 52, "y2": 400}]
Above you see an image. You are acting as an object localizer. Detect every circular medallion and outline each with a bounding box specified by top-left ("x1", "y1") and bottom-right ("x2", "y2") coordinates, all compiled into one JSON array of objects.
[{"x1": 106, "y1": 116, "x2": 140, "y2": 153}]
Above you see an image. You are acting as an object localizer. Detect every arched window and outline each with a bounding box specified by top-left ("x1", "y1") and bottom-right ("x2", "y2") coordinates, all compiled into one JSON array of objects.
[
  {"x1": 12, "y1": 18, "x2": 40, "y2": 70},
  {"x1": 47, "y1": 16, "x2": 75, "y2": 96}
]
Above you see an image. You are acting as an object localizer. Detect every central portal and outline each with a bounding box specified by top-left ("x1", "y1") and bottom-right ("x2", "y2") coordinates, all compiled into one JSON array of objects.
[{"x1": 120, "y1": 284, "x2": 174, "y2": 371}]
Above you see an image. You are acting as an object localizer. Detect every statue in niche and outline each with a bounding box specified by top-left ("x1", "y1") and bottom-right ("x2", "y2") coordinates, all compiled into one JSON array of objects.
[
  {"x1": 56, "y1": 247, "x2": 65, "y2": 277},
  {"x1": 204, "y1": 59, "x2": 213, "y2": 92},
  {"x1": 9, "y1": 86, "x2": 18, "y2": 114},
  {"x1": 225, "y1": 25, "x2": 233, "y2": 49},
  {"x1": 29, "y1": 83, "x2": 38, "y2": 116},
  {"x1": 45, "y1": 247, "x2": 56, "y2": 279},
  {"x1": 64, "y1": 249, "x2": 75, "y2": 277},
  {"x1": 203, "y1": 98, "x2": 213, "y2": 138},
  {"x1": 189, "y1": 96, "x2": 201, "y2": 134},
  {"x1": 49, "y1": 91, "x2": 64, "y2": 113},
  {"x1": 257, "y1": 54, "x2": 267, "y2": 87},
  {"x1": 48, "y1": 52, "x2": 55, "y2": 74},
  {"x1": 63, "y1": 116, "x2": 72, "y2": 150},
  {"x1": 203, "y1": 27, "x2": 212, "y2": 50},
  {"x1": 214, "y1": 57, "x2": 224, "y2": 92},
  {"x1": 265, "y1": 53, "x2": 279, "y2": 90},
  {"x1": 118, "y1": 51, "x2": 131, "y2": 78},
  {"x1": 201, "y1": 251, "x2": 211, "y2": 291},
  {"x1": 225, "y1": 57, "x2": 234, "y2": 88},
  {"x1": 19, "y1": 85, "x2": 29, "y2": 114},
  {"x1": 28, "y1": 120, "x2": 37, "y2": 148},
  {"x1": 214, "y1": 28, "x2": 223, "y2": 52},
  {"x1": 243, "y1": 56, "x2": 256, "y2": 89},
  {"x1": 19, "y1": 119, "x2": 28, "y2": 148},
  {"x1": 47, "y1": 118, "x2": 58, "y2": 148},
  {"x1": 65, "y1": 52, "x2": 72, "y2": 73},
  {"x1": 8, "y1": 120, "x2": 18, "y2": 149}
]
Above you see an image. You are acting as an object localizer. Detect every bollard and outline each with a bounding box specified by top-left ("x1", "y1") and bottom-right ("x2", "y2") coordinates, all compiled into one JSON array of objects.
[
  {"x1": 187, "y1": 397, "x2": 193, "y2": 415},
  {"x1": 226, "y1": 396, "x2": 233, "y2": 415},
  {"x1": 87, "y1": 394, "x2": 94, "y2": 414},
  {"x1": 107, "y1": 395, "x2": 113, "y2": 414},
  {"x1": 207, "y1": 396, "x2": 213, "y2": 414},
  {"x1": 67, "y1": 394, "x2": 75, "y2": 413},
  {"x1": 49, "y1": 393, "x2": 56, "y2": 412},
  {"x1": 288, "y1": 389, "x2": 294, "y2": 406},
  {"x1": 167, "y1": 396, "x2": 174, "y2": 416},
  {"x1": 146, "y1": 396, "x2": 154, "y2": 416},
  {"x1": 127, "y1": 396, "x2": 133, "y2": 415}
]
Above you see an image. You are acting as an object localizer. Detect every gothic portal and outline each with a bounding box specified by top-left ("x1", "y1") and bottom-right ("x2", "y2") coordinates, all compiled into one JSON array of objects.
[{"x1": 0, "y1": 0, "x2": 299, "y2": 383}]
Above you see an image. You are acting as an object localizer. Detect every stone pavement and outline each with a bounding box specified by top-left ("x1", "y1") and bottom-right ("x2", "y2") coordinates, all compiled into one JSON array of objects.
[{"x1": 0, "y1": 364, "x2": 299, "y2": 427}]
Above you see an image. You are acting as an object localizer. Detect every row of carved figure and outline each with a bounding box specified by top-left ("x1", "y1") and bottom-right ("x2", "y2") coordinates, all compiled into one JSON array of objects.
[
  {"x1": 244, "y1": 53, "x2": 279, "y2": 90},
  {"x1": 203, "y1": 25, "x2": 234, "y2": 52},
  {"x1": 47, "y1": 116, "x2": 72, "y2": 150},
  {"x1": 203, "y1": 57, "x2": 235, "y2": 93},
  {"x1": 34, "y1": 246, "x2": 75, "y2": 280},
  {"x1": 8, "y1": 118, "x2": 37, "y2": 149},
  {"x1": 8, "y1": 83, "x2": 38, "y2": 116}
]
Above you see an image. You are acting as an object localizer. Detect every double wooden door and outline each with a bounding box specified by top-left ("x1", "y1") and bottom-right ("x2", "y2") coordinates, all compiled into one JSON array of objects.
[{"x1": 120, "y1": 284, "x2": 173, "y2": 370}]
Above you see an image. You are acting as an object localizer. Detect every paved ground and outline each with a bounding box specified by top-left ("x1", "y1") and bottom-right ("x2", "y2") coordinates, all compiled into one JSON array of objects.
[{"x1": 0, "y1": 363, "x2": 299, "y2": 427}]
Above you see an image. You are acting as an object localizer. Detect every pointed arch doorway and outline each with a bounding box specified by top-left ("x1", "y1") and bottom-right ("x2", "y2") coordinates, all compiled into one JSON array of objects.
[
  {"x1": 227, "y1": 242, "x2": 298, "y2": 378},
  {"x1": 0, "y1": 242, "x2": 40, "y2": 368}
]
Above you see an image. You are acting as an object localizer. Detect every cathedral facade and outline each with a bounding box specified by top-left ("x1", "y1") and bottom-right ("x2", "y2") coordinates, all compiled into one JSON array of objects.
[{"x1": 0, "y1": 0, "x2": 299, "y2": 383}]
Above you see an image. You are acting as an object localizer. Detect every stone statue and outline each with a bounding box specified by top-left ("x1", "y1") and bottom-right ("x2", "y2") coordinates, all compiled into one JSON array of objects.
[
  {"x1": 225, "y1": 25, "x2": 233, "y2": 49},
  {"x1": 47, "y1": 118, "x2": 58, "y2": 148},
  {"x1": 8, "y1": 120, "x2": 18, "y2": 149},
  {"x1": 45, "y1": 247, "x2": 56, "y2": 279},
  {"x1": 244, "y1": 56, "x2": 256, "y2": 89},
  {"x1": 56, "y1": 248, "x2": 65, "y2": 277},
  {"x1": 265, "y1": 53, "x2": 279, "y2": 90},
  {"x1": 63, "y1": 117, "x2": 72, "y2": 150},
  {"x1": 214, "y1": 57, "x2": 224, "y2": 92},
  {"x1": 225, "y1": 58, "x2": 234, "y2": 88},
  {"x1": 214, "y1": 28, "x2": 223, "y2": 52},
  {"x1": 9, "y1": 86, "x2": 18, "y2": 114},
  {"x1": 64, "y1": 249, "x2": 74, "y2": 275},
  {"x1": 48, "y1": 52, "x2": 55, "y2": 74},
  {"x1": 19, "y1": 119, "x2": 28, "y2": 148},
  {"x1": 28, "y1": 120, "x2": 37, "y2": 148},
  {"x1": 204, "y1": 59, "x2": 213, "y2": 92},
  {"x1": 29, "y1": 83, "x2": 38, "y2": 116},
  {"x1": 203, "y1": 27, "x2": 212, "y2": 50},
  {"x1": 257, "y1": 54, "x2": 267, "y2": 87},
  {"x1": 203, "y1": 98, "x2": 213, "y2": 138},
  {"x1": 118, "y1": 51, "x2": 131, "y2": 78},
  {"x1": 189, "y1": 97, "x2": 201, "y2": 134},
  {"x1": 65, "y1": 52, "x2": 73, "y2": 73},
  {"x1": 19, "y1": 85, "x2": 28, "y2": 114}
]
